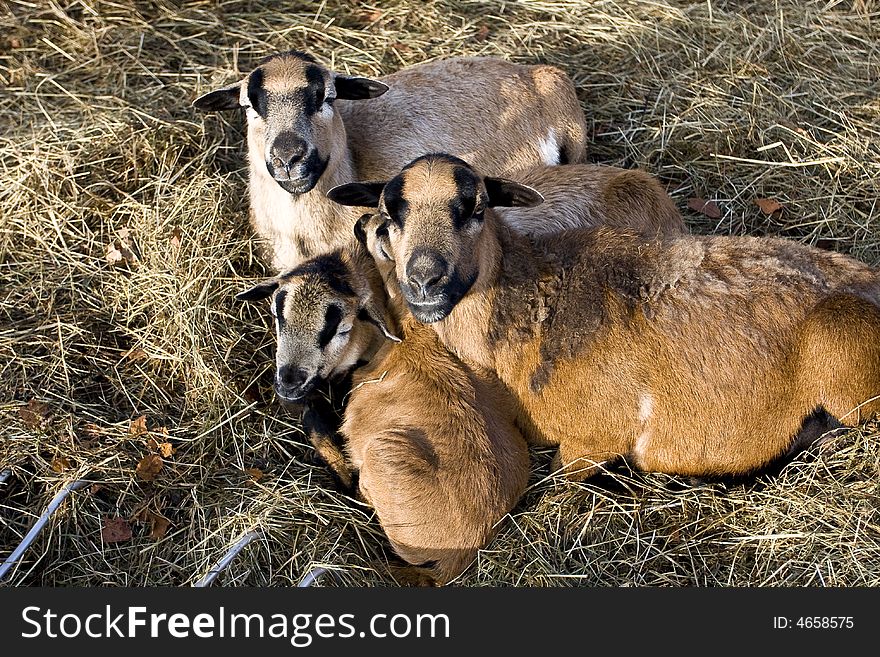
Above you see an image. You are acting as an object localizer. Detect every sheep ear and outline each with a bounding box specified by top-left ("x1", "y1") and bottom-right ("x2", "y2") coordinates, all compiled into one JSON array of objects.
[
  {"x1": 334, "y1": 75, "x2": 389, "y2": 100},
  {"x1": 327, "y1": 182, "x2": 387, "y2": 208},
  {"x1": 484, "y1": 177, "x2": 544, "y2": 208},
  {"x1": 357, "y1": 303, "x2": 401, "y2": 343},
  {"x1": 235, "y1": 279, "x2": 279, "y2": 302},
  {"x1": 353, "y1": 213, "x2": 373, "y2": 246},
  {"x1": 192, "y1": 83, "x2": 242, "y2": 111}
]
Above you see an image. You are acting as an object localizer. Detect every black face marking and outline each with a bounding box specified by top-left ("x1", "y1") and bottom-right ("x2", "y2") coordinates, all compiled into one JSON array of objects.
[
  {"x1": 404, "y1": 266, "x2": 477, "y2": 324},
  {"x1": 450, "y1": 166, "x2": 481, "y2": 229},
  {"x1": 381, "y1": 176, "x2": 408, "y2": 228},
  {"x1": 247, "y1": 68, "x2": 268, "y2": 118},
  {"x1": 274, "y1": 148, "x2": 330, "y2": 194},
  {"x1": 303, "y1": 64, "x2": 325, "y2": 115},
  {"x1": 318, "y1": 304, "x2": 343, "y2": 349},
  {"x1": 274, "y1": 289, "x2": 288, "y2": 329},
  {"x1": 284, "y1": 252, "x2": 356, "y2": 298}
]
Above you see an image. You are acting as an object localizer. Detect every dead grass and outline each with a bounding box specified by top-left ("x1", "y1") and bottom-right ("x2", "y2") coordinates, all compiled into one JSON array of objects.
[{"x1": 1, "y1": 0, "x2": 879, "y2": 587}]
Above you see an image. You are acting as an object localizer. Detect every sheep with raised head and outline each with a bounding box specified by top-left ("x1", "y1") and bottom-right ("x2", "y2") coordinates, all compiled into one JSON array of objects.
[
  {"x1": 194, "y1": 51, "x2": 588, "y2": 271},
  {"x1": 333, "y1": 153, "x2": 880, "y2": 481}
]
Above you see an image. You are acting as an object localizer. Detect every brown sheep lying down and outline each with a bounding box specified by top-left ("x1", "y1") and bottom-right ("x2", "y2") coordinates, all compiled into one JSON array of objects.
[
  {"x1": 234, "y1": 162, "x2": 686, "y2": 583},
  {"x1": 331, "y1": 153, "x2": 880, "y2": 481}
]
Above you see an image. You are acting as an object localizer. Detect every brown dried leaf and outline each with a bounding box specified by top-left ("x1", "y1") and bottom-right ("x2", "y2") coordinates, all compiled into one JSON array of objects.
[
  {"x1": 754, "y1": 197, "x2": 783, "y2": 215},
  {"x1": 19, "y1": 399, "x2": 50, "y2": 429},
  {"x1": 476, "y1": 24, "x2": 490, "y2": 40},
  {"x1": 357, "y1": 9, "x2": 383, "y2": 23},
  {"x1": 133, "y1": 508, "x2": 171, "y2": 540},
  {"x1": 102, "y1": 517, "x2": 133, "y2": 543},
  {"x1": 118, "y1": 243, "x2": 138, "y2": 263},
  {"x1": 242, "y1": 380, "x2": 263, "y2": 404},
  {"x1": 82, "y1": 422, "x2": 105, "y2": 439},
  {"x1": 105, "y1": 243, "x2": 124, "y2": 265},
  {"x1": 687, "y1": 197, "x2": 721, "y2": 219},
  {"x1": 149, "y1": 514, "x2": 170, "y2": 540},
  {"x1": 121, "y1": 347, "x2": 148, "y2": 361},
  {"x1": 169, "y1": 226, "x2": 182, "y2": 250},
  {"x1": 245, "y1": 468, "x2": 264, "y2": 482},
  {"x1": 147, "y1": 434, "x2": 174, "y2": 457},
  {"x1": 129, "y1": 415, "x2": 148, "y2": 437},
  {"x1": 136, "y1": 454, "x2": 163, "y2": 481},
  {"x1": 50, "y1": 456, "x2": 72, "y2": 473}
]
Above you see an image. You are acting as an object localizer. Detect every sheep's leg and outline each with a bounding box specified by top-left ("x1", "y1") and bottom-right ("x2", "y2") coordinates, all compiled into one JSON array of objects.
[{"x1": 301, "y1": 400, "x2": 355, "y2": 492}]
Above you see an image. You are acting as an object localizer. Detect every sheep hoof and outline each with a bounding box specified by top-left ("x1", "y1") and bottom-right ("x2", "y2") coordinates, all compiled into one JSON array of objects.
[{"x1": 388, "y1": 563, "x2": 439, "y2": 587}]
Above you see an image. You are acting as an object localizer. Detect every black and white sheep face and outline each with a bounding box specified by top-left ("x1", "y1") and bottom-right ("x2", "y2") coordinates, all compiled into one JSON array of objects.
[
  {"x1": 235, "y1": 252, "x2": 397, "y2": 404},
  {"x1": 192, "y1": 50, "x2": 388, "y2": 195},
  {"x1": 328, "y1": 153, "x2": 543, "y2": 324}
]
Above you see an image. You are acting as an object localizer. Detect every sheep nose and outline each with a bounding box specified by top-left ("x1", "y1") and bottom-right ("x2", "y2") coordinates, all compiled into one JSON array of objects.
[
  {"x1": 269, "y1": 133, "x2": 308, "y2": 172},
  {"x1": 276, "y1": 365, "x2": 311, "y2": 398},
  {"x1": 406, "y1": 252, "x2": 447, "y2": 298}
]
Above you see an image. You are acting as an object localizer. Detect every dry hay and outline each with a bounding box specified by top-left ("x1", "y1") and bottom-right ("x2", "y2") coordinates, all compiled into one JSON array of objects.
[{"x1": 1, "y1": 0, "x2": 879, "y2": 587}]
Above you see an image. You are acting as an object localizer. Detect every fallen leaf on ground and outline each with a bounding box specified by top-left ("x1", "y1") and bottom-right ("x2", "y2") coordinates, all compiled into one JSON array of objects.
[
  {"x1": 50, "y1": 457, "x2": 72, "y2": 473},
  {"x1": 149, "y1": 514, "x2": 170, "y2": 540},
  {"x1": 687, "y1": 197, "x2": 722, "y2": 219},
  {"x1": 102, "y1": 517, "x2": 133, "y2": 543},
  {"x1": 245, "y1": 468, "x2": 264, "y2": 482},
  {"x1": 81, "y1": 422, "x2": 105, "y2": 439},
  {"x1": 121, "y1": 347, "x2": 148, "y2": 361},
  {"x1": 357, "y1": 9, "x2": 383, "y2": 23},
  {"x1": 118, "y1": 242, "x2": 138, "y2": 263},
  {"x1": 147, "y1": 436, "x2": 175, "y2": 457},
  {"x1": 19, "y1": 399, "x2": 51, "y2": 429},
  {"x1": 169, "y1": 226, "x2": 182, "y2": 250},
  {"x1": 129, "y1": 415, "x2": 148, "y2": 437},
  {"x1": 105, "y1": 243, "x2": 124, "y2": 265},
  {"x1": 134, "y1": 508, "x2": 171, "y2": 540},
  {"x1": 754, "y1": 197, "x2": 783, "y2": 215},
  {"x1": 136, "y1": 454, "x2": 163, "y2": 481}
]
